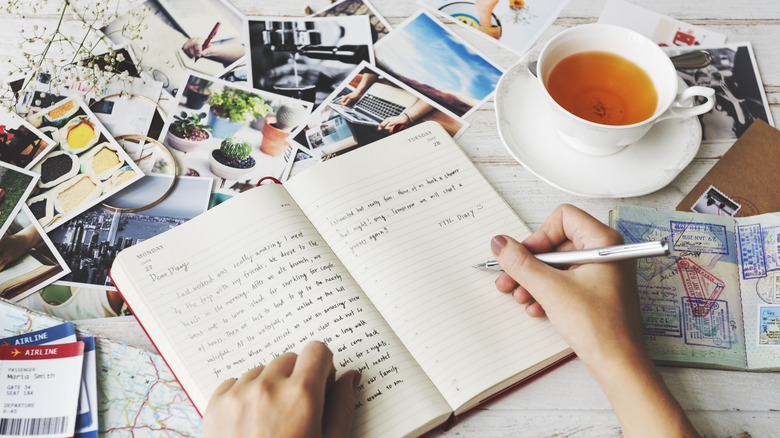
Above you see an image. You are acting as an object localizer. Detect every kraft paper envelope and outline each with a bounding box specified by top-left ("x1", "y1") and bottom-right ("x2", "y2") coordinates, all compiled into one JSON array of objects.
[{"x1": 677, "y1": 119, "x2": 780, "y2": 217}]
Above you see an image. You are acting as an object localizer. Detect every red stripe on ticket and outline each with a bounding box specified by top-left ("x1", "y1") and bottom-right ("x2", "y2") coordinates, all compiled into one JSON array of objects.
[{"x1": 0, "y1": 341, "x2": 84, "y2": 360}]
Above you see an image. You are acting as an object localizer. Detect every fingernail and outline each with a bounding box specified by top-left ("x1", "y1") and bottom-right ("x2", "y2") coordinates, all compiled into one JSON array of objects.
[
  {"x1": 491, "y1": 235, "x2": 507, "y2": 257},
  {"x1": 352, "y1": 371, "x2": 362, "y2": 390}
]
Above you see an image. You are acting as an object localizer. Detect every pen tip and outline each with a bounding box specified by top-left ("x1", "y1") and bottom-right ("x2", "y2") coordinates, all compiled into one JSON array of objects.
[{"x1": 472, "y1": 264, "x2": 483, "y2": 269}]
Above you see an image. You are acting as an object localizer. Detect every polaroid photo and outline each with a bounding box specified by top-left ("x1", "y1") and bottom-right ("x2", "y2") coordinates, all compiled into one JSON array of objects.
[
  {"x1": 219, "y1": 57, "x2": 248, "y2": 84},
  {"x1": 0, "y1": 205, "x2": 70, "y2": 302},
  {"x1": 0, "y1": 109, "x2": 56, "y2": 170},
  {"x1": 87, "y1": 77, "x2": 165, "y2": 138},
  {"x1": 46, "y1": 175, "x2": 212, "y2": 290},
  {"x1": 246, "y1": 15, "x2": 375, "y2": 107},
  {"x1": 282, "y1": 141, "x2": 325, "y2": 181},
  {"x1": 598, "y1": 0, "x2": 727, "y2": 47},
  {"x1": 311, "y1": 0, "x2": 393, "y2": 42},
  {"x1": 418, "y1": 0, "x2": 568, "y2": 56},
  {"x1": 0, "y1": 162, "x2": 39, "y2": 239},
  {"x1": 690, "y1": 185, "x2": 742, "y2": 216},
  {"x1": 14, "y1": 69, "x2": 165, "y2": 140},
  {"x1": 374, "y1": 10, "x2": 503, "y2": 118},
  {"x1": 159, "y1": 71, "x2": 312, "y2": 193},
  {"x1": 24, "y1": 283, "x2": 132, "y2": 320},
  {"x1": 665, "y1": 43, "x2": 773, "y2": 142},
  {"x1": 286, "y1": 61, "x2": 469, "y2": 179},
  {"x1": 25, "y1": 97, "x2": 144, "y2": 232},
  {"x1": 102, "y1": 0, "x2": 247, "y2": 95}
]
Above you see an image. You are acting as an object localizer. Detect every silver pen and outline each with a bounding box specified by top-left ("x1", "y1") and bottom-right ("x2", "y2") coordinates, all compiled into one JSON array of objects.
[{"x1": 473, "y1": 240, "x2": 670, "y2": 271}]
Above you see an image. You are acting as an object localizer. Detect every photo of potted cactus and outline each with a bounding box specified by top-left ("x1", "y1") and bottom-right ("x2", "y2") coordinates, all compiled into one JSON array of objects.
[
  {"x1": 165, "y1": 111, "x2": 212, "y2": 152},
  {"x1": 207, "y1": 88, "x2": 272, "y2": 139},
  {"x1": 260, "y1": 103, "x2": 308, "y2": 157},
  {"x1": 209, "y1": 136, "x2": 256, "y2": 180}
]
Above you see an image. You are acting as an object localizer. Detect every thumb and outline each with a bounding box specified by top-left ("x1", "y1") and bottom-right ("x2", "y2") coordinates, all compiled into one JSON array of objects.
[
  {"x1": 492, "y1": 235, "x2": 563, "y2": 300},
  {"x1": 322, "y1": 370, "x2": 360, "y2": 438}
]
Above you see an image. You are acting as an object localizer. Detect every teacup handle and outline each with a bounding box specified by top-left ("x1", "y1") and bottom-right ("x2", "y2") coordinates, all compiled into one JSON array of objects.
[{"x1": 656, "y1": 86, "x2": 715, "y2": 122}]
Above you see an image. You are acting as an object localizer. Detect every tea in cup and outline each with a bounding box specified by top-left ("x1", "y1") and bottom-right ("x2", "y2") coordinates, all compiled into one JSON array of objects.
[{"x1": 536, "y1": 23, "x2": 715, "y2": 155}]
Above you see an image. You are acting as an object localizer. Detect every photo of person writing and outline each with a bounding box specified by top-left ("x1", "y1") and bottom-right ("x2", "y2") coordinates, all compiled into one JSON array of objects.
[
  {"x1": 0, "y1": 207, "x2": 67, "y2": 301},
  {"x1": 200, "y1": 205, "x2": 701, "y2": 437}
]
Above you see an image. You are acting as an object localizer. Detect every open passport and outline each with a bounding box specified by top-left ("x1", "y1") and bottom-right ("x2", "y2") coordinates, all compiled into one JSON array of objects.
[
  {"x1": 610, "y1": 205, "x2": 780, "y2": 371},
  {"x1": 110, "y1": 122, "x2": 572, "y2": 437}
]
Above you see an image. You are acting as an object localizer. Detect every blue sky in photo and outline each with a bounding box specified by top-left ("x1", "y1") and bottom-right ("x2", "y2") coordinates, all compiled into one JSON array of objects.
[
  {"x1": 375, "y1": 12, "x2": 502, "y2": 101},
  {"x1": 104, "y1": 175, "x2": 210, "y2": 219}
]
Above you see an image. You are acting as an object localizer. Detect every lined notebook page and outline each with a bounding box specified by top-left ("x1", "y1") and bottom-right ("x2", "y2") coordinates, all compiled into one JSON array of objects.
[
  {"x1": 110, "y1": 185, "x2": 452, "y2": 437},
  {"x1": 286, "y1": 122, "x2": 571, "y2": 412}
]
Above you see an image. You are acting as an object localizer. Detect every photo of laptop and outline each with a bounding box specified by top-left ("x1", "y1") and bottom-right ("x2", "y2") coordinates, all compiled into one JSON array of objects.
[{"x1": 327, "y1": 82, "x2": 418, "y2": 126}]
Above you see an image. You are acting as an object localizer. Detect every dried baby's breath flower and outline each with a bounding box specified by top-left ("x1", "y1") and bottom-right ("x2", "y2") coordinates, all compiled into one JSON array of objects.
[{"x1": 1, "y1": 0, "x2": 146, "y2": 111}]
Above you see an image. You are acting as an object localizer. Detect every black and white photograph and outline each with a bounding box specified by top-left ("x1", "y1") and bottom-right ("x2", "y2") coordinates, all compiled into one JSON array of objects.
[
  {"x1": 46, "y1": 175, "x2": 212, "y2": 289},
  {"x1": 102, "y1": 0, "x2": 247, "y2": 94},
  {"x1": 667, "y1": 43, "x2": 774, "y2": 142},
  {"x1": 246, "y1": 16, "x2": 374, "y2": 106},
  {"x1": 311, "y1": 0, "x2": 392, "y2": 43}
]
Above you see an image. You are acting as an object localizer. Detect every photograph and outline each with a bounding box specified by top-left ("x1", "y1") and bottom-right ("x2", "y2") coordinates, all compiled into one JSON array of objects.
[
  {"x1": 289, "y1": 61, "x2": 468, "y2": 169},
  {"x1": 46, "y1": 175, "x2": 212, "y2": 289},
  {"x1": 0, "y1": 162, "x2": 39, "y2": 239},
  {"x1": 282, "y1": 142, "x2": 323, "y2": 181},
  {"x1": 12, "y1": 67, "x2": 165, "y2": 140},
  {"x1": 598, "y1": 0, "x2": 727, "y2": 47},
  {"x1": 311, "y1": 0, "x2": 392, "y2": 42},
  {"x1": 160, "y1": 71, "x2": 312, "y2": 193},
  {"x1": 374, "y1": 11, "x2": 503, "y2": 117},
  {"x1": 26, "y1": 97, "x2": 145, "y2": 232},
  {"x1": 102, "y1": 0, "x2": 247, "y2": 94},
  {"x1": 418, "y1": 0, "x2": 568, "y2": 55},
  {"x1": 24, "y1": 283, "x2": 132, "y2": 320},
  {"x1": 0, "y1": 206, "x2": 70, "y2": 302},
  {"x1": 690, "y1": 186, "x2": 742, "y2": 216},
  {"x1": 667, "y1": 43, "x2": 773, "y2": 142},
  {"x1": 0, "y1": 109, "x2": 56, "y2": 169},
  {"x1": 246, "y1": 16, "x2": 374, "y2": 106}
]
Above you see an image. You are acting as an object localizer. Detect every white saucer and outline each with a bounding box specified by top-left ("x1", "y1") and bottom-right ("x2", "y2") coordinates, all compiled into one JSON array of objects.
[{"x1": 495, "y1": 61, "x2": 702, "y2": 198}]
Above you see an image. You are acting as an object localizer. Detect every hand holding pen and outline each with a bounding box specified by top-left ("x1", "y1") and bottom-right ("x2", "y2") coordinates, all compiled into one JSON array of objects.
[
  {"x1": 182, "y1": 22, "x2": 220, "y2": 61},
  {"x1": 474, "y1": 240, "x2": 669, "y2": 271},
  {"x1": 488, "y1": 204, "x2": 698, "y2": 437}
]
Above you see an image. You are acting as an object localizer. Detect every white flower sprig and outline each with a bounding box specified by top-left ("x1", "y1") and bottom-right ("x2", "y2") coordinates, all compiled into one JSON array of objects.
[{"x1": 1, "y1": 0, "x2": 148, "y2": 110}]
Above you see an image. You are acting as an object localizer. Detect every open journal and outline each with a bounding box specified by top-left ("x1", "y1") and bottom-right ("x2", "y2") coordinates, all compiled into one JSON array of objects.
[
  {"x1": 0, "y1": 250, "x2": 62, "y2": 300},
  {"x1": 610, "y1": 205, "x2": 780, "y2": 371},
  {"x1": 110, "y1": 122, "x2": 572, "y2": 437}
]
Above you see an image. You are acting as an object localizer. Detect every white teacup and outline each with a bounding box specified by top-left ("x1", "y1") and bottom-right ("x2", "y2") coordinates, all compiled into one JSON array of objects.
[{"x1": 537, "y1": 23, "x2": 715, "y2": 155}]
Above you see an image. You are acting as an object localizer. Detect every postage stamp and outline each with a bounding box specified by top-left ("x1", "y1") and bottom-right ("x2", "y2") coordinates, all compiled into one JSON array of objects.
[
  {"x1": 682, "y1": 297, "x2": 731, "y2": 349},
  {"x1": 737, "y1": 223, "x2": 767, "y2": 280},
  {"x1": 676, "y1": 257, "x2": 726, "y2": 317},
  {"x1": 690, "y1": 185, "x2": 742, "y2": 217},
  {"x1": 640, "y1": 299, "x2": 682, "y2": 338},
  {"x1": 670, "y1": 221, "x2": 729, "y2": 255},
  {"x1": 759, "y1": 306, "x2": 780, "y2": 346}
]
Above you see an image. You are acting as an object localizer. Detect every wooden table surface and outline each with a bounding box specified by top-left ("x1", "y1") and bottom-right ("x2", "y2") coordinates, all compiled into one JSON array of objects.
[{"x1": 5, "y1": 0, "x2": 780, "y2": 436}]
